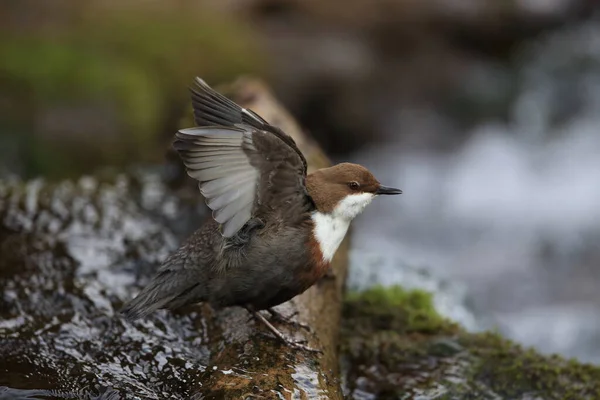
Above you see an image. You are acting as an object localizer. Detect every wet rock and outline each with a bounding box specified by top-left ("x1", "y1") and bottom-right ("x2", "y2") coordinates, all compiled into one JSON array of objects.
[
  {"x1": 0, "y1": 171, "x2": 210, "y2": 399},
  {"x1": 0, "y1": 78, "x2": 347, "y2": 399},
  {"x1": 341, "y1": 285, "x2": 600, "y2": 399}
]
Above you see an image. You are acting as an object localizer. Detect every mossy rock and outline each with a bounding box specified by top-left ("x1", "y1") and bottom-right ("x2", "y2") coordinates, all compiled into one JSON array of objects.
[
  {"x1": 341, "y1": 285, "x2": 600, "y2": 399},
  {"x1": 0, "y1": 1, "x2": 266, "y2": 179}
]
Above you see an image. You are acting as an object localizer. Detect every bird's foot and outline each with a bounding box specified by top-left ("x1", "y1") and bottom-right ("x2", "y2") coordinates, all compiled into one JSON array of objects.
[
  {"x1": 266, "y1": 308, "x2": 312, "y2": 332},
  {"x1": 248, "y1": 307, "x2": 322, "y2": 354},
  {"x1": 256, "y1": 332, "x2": 322, "y2": 354},
  {"x1": 321, "y1": 266, "x2": 336, "y2": 280},
  {"x1": 287, "y1": 339, "x2": 323, "y2": 354}
]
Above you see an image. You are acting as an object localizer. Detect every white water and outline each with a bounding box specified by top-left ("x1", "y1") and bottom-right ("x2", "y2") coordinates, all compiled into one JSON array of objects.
[{"x1": 351, "y1": 18, "x2": 600, "y2": 363}]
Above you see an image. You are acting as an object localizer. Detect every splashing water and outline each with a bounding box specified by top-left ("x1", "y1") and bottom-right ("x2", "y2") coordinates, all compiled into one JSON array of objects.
[{"x1": 351, "y1": 17, "x2": 600, "y2": 363}]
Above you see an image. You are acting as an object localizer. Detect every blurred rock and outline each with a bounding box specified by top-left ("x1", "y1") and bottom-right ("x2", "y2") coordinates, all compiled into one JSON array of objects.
[{"x1": 205, "y1": 0, "x2": 597, "y2": 155}]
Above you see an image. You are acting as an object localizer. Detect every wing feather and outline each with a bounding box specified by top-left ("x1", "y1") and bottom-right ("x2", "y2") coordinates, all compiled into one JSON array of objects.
[
  {"x1": 200, "y1": 171, "x2": 256, "y2": 197},
  {"x1": 222, "y1": 205, "x2": 254, "y2": 237},
  {"x1": 173, "y1": 78, "x2": 311, "y2": 238},
  {"x1": 180, "y1": 149, "x2": 241, "y2": 158},
  {"x1": 191, "y1": 77, "x2": 269, "y2": 128},
  {"x1": 179, "y1": 127, "x2": 242, "y2": 139},
  {"x1": 189, "y1": 77, "x2": 308, "y2": 174},
  {"x1": 186, "y1": 158, "x2": 249, "y2": 170},
  {"x1": 206, "y1": 181, "x2": 254, "y2": 209},
  {"x1": 174, "y1": 126, "x2": 259, "y2": 237},
  {"x1": 213, "y1": 190, "x2": 255, "y2": 223}
]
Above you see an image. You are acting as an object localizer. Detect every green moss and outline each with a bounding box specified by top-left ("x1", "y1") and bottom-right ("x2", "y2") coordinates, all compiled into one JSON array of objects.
[
  {"x1": 0, "y1": 3, "x2": 266, "y2": 179},
  {"x1": 0, "y1": 5, "x2": 263, "y2": 102},
  {"x1": 344, "y1": 285, "x2": 451, "y2": 334},
  {"x1": 464, "y1": 332, "x2": 600, "y2": 398},
  {"x1": 341, "y1": 285, "x2": 600, "y2": 399}
]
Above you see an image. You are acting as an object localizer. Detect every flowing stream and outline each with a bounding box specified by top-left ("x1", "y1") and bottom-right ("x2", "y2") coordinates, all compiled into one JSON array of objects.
[{"x1": 351, "y1": 17, "x2": 600, "y2": 364}]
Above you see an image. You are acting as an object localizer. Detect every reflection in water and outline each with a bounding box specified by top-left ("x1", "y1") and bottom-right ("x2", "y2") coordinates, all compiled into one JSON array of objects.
[{"x1": 352, "y1": 18, "x2": 600, "y2": 363}]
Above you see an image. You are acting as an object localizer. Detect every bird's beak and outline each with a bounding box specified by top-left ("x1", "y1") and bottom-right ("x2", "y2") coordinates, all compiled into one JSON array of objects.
[{"x1": 376, "y1": 185, "x2": 403, "y2": 195}]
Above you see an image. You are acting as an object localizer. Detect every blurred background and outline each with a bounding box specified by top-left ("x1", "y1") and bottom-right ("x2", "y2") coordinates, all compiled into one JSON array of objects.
[{"x1": 2, "y1": 0, "x2": 600, "y2": 363}]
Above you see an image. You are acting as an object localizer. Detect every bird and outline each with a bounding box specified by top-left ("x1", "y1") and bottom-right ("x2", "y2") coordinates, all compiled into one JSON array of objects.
[{"x1": 121, "y1": 77, "x2": 402, "y2": 351}]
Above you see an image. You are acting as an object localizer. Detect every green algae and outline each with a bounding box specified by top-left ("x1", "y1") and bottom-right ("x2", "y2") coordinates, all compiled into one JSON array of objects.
[{"x1": 341, "y1": 285, "x2": 600, "y2": 399}]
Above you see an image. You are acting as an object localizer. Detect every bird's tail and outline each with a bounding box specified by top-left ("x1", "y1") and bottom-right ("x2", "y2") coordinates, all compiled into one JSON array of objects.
[{"x1": 120, "y1": 265, "x2": 204, "y2": 321}]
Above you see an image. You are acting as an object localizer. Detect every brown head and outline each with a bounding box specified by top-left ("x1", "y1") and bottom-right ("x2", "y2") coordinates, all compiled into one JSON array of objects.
[{"x1": 305, "y1": 162, "x2": 402, "y2": 216}]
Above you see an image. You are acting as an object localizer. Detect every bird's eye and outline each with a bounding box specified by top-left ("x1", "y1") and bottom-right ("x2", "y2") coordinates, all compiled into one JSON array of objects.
[{"x1": 349, "y1": 181, "x2": 360, "y2": 190}]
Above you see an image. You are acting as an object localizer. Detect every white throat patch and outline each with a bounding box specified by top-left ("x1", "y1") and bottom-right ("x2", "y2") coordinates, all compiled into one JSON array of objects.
[{"x1": 311, "y1": 193, "x2": 375, "y2": 262}]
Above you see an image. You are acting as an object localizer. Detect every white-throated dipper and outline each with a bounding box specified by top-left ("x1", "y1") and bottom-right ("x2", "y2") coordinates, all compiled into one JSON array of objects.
[{"x1": 121, "y1": 78, "x2": 402, "y2": 351}]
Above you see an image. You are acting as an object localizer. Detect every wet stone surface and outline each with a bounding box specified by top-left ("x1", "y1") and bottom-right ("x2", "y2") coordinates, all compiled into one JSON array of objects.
[
  {"x1": 341, "y1": 286, "x2": 600, "y2": 400},
  {"x1": 0, "y1": 170, "x2": 213, "y2": 399}
]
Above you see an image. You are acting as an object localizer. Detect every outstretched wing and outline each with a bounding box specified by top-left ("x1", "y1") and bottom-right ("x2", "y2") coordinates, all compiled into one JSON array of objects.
[
  {"x1": 173, "y1": 79, "x2": 309, "y2": 237},
  {"x1": 190, "y1": 77, "x2": 307, "y2": 174}
]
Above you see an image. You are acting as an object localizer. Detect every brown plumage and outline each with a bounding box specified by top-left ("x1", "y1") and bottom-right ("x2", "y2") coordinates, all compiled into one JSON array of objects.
[
  {"x1": 121, "y1": 77, "x2": 402, "y2": 351},
  {"x1": 305, "y1": 163, "x2": 382, "y2": 213}
]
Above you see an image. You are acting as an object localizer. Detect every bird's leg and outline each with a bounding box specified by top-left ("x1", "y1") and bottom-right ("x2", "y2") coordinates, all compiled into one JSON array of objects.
[
  {"x1": 321, "y1": 266, "x2": 336, "y2": 280},
  {"x1": 245, "y1": 306, "x2": 321, "y2": 354},
  {"x1": 266, "y1": 308, "x2": 311, "y2": 332}
]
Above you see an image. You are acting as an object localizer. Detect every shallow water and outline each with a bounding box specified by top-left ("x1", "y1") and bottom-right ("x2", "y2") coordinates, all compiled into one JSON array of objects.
[
  {"x1": 351, "y1": 17, "x2": 600, "y2": 363},
  {"x1": 0, "y1": 171, "x2": 212, "y2": 399}
]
